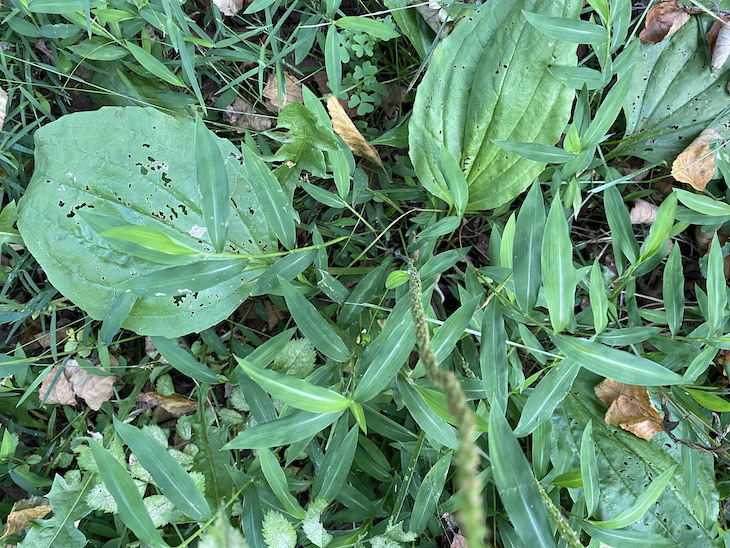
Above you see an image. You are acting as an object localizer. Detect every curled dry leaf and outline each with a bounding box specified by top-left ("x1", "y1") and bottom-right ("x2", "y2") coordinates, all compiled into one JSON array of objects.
[
  {"x1": 68, "y1": 364, "x2": 118, "y2": 411},
  {"x1": 671, "y1": 127, "x2": 723, "y2": 191},
  {"x1": 0, "y1": 87, "x2": 7, "y2": 132},
  {"x1": 595, "y1": 379, "x2": 663, "y2": 441},
  {"x1": 263, "y1": 72, "x2": 304, "y2": 113},
  {"x1": 629, "y1": 199, "x2": 659, "y2": 224},
  {"x1": 39, "y1": 366, "x2": 77, "y2": 406},
  {"x1": 39, "y1": 360, "x2": 118, "y2": 410},
  {"x1": 326, "y1": 95, "x2": 384, "y2": 168},
  {"x1": 1, "y1": 496, "x2": 51, "y2": 539},
  {"x1": 138, "y1": 391, "x2": 197, "y2": 417},
  {"x1": 212, "y1": 0, "x2": 244, "y2": 16},
  {"x1": 222, "y1": 97, "x2": 273, "y2": 133},
  {"x1": 639, "y1": 0, "x2": 690, "y2": 44},
  {"x1": 706, "y1": 16, "x2": 730, "y2": 68}
]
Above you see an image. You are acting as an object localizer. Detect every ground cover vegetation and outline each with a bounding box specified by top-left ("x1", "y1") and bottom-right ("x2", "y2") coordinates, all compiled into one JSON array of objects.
[{"x1": 0, "y1": 0, "x2": 729, "y2": 546}]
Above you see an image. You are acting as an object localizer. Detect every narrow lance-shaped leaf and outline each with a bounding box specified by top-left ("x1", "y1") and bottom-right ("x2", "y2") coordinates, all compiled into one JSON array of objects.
[
  {"x1": 513, "y1": 359, "x2": 581, "y2": 438},
  {"x1": 492, "y1": 140, "x2": 574, "y2": 163},
  {"x1": 398, "y1": 377, "x2": 459, "y2": 450},
  {"x1": 541, "y1": 194, "x2": 575, "y2": 332},
  {"x1": 439, "y1": 145, "x2": 469, "y2": 216},
  {"x1": 581, "y1": 421, "x2": 599, "y2": 517},
  {"x1": 252, "y1": 249, "x2": 317, "y2": 297},
  {"x1": 125, "y1": 40, "x2": 185, "y2": 87},
  {"x1": 152, "y1": 336, "x2": 225, "y2": 384},
  {"x1": 604, "y1": 185, "x2": 639, "y2": 264},
  {"x1": 414, "y1": 296, "x2": 479, "y2": 377},
  {"x1": 409, "y1": 452, "x2": 452, "y2": 535},
  {"x1": 258, "y1": 448, "x2": 306, "y2": 519},
  {"x1": 89, "y1": 442, "x2": 168, "y2": 548},
  {"x1": 590, "y1": 466, "x2": 677, "y2": 529},
  {"x1": 590, "y1": 260, "x2": 608, "y2": 335},
  {"x1": 224, "y1": 410, "x2": 344, "y2": 450},
  {"x1": 314, "y1": 425, "x2": 359, "y2": 501},
  {"x1": 706, "y1": 234, "x2": 726, "y2": 337},
  {"x1": 279, "y1": 277, "x2": 350, "y2": 362},
  {"x1": 334, "y1": 17, "x2": 400, "y2": 40},
  {"x1": 639, "y1": 192, "x2": 677, "y2": 263},
  {"x1": 489, "y1": 404, "x2": 556, "y2": 548},
  {"x1": 100, "y1": 292, "x2": 137, "y2": 345},
  {"x1": 481, "y1": 298, "x2": 509, "y2": 411},
  {"x1": 522, "y1": 11, "x2": 607, "y2": 44},
  {"x1": 581, "y1": 69, "x2": 633, "y2": 149},
  {"x1": 513, "y1": 181, "x2": 545, "y2": 313},
  {"x1": 235, "y1": 356, "x2": 351, "y2": 413},
  {"x1": 117, "y1": 258, "x2": 248, "y2": 298},
  {"x1": 552, "y1": 335, "x2": 684, "y2": 385},
  {"x1": 113, "y1": 418, "x2": 212, "y2": 522},
  {"x1": 353, "y1": 297, "x2": 415, "y2": 403},
  {"x1": 242, "y1": 143, "x2": 296, "y2": 250},
  {"x1": 664, "y1": 243, "x2": 684, "y2": 336},
  {"x1": 195, "y1": 116, "x2": 230, "y2": 253},
  {"x1": 325, "y1": 27, "x2": 341, "y2": 98}
]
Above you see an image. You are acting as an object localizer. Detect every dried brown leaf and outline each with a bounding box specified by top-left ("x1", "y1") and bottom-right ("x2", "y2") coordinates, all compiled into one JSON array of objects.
[
  {"x1": 595, "y1": 379, "x2": 663, "y2": 440},
  {"x1": 640, "y1": 1, "x2": 690, "y2": 43},
  {"x1": 326, "y1": 95, "x2": 383, "y2": 168},
  {"x1": 39, "y1": 366, "x2": 77, "y2": 406},
  {"x1": 629, "y1": 199, "x2": 659, "y2": 224},
  {"x1": 67, "y1": 364, "x2": 117, "y2": 411},
  {"x1": 1, "y1": 496, "x2": 51, "y2": 539},
  {"x1": 223, "y1": 97, "x2": 273, "y2": 133},
  {"x1": 263, "y1": 72, "x2": 303, "y2": 113},
  {"x1": 672, "y1": 127, "x2": 723, "y2": 191},
  {"x1": 138, "y1": 391, "x2": 197, "y2": 417},
  {"x1": 212, "y1": 0, "x2": 243, "y2": 16}
]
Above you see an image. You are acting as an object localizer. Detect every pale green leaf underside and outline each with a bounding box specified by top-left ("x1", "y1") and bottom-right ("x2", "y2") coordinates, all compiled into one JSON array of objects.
[
  {"x1": 409, "y1": 0, "x2": 580, "y2": 210},
  {"x1": 17, "y1": 107, "x2": 276, "y2": 337}
]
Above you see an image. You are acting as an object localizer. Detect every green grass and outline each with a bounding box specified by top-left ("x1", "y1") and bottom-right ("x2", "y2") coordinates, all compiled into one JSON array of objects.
[{"x1": 0, "y1": 0, "x2": 730, "y2": 546}]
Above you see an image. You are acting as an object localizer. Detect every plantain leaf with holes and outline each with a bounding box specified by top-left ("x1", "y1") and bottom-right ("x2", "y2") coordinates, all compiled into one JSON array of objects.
[
  {"x1": 409, "y1": 0, "x2": 580, "y2": 211},
  {"x1": 554, "y1": 372, "x2": 719, "y2": 545},
  {"x1": 17, "y1": 107, "x2": 276, "y2": 337},
  {"x1": 614, "y1": 15, "x2": 730, "y2": 163}
]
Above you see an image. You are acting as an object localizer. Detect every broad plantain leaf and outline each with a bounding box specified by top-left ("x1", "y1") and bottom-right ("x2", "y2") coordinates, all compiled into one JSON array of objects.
[
  {"x1": 615, "y1": 16, "x2": 730, "y2": 163},
  {"x1": 409, "y1": 0, "x2": 580, "y2": 210},
  {"x1": 17, "y1": 107, "x2": 276, "y2": 337}
]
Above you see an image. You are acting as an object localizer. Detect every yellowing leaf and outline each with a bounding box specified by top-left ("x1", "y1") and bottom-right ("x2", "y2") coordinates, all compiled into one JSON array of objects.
[
  {"x1": 639, "y1": 0, "x2": 690, "y2": 44},
  {"x1": 326, "y1": 95, "x2": 383, "y2": 168},
  {"x1": 671, "y1": 127, "x2": 723, "y2": 191},
  {"x1": 1, "y1": 496, "x2": 52, "y2": 539},
  {"x1": 595, "y1": 379, "x2": 663, "y2": 441}
]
